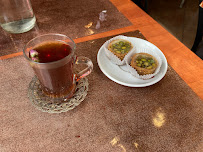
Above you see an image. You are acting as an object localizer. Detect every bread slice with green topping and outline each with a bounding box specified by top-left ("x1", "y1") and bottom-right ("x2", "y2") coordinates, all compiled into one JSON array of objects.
[
  {"x1": 130, "y1": 53, "x2": 158, "y2": 75},
  {"x1": 108, "y1": 39, "x2": 132, "y2": 60}
]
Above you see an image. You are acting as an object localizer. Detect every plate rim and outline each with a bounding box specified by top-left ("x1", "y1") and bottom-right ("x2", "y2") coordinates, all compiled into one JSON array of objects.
[{"x1": 97, "y1": 37, "x2": 168, "y2": 87}]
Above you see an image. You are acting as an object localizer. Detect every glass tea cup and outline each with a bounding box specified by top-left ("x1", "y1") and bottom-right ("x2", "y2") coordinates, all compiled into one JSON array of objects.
[{"x1": 23, "y1": 34, "x2": 93, "y2": 101}]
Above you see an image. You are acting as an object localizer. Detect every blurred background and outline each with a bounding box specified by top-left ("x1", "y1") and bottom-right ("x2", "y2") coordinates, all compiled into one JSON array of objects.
[{"x1": 132, "y1": 0, "x2": 202, "y2": 59}]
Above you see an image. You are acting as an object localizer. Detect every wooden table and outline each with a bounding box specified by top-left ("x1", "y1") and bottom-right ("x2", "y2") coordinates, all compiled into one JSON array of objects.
[
  {"x1": 1, "y1": 0, "x2": 202, "y2": 99},
  {"x1": 79, "y1": 0, "x2": 203, "y2": 100},
  {"x1": 0, "y1": 0, "x2": 202, "y2": 151}
]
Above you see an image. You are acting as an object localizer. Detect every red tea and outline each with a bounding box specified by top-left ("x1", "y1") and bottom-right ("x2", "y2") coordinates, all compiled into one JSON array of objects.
[
  {"x1": 30, "y1": 41, "x2": 75, "y2": 98},
  {"x1": 29, "y1": 41, "x2": 72, "y2": 63}
]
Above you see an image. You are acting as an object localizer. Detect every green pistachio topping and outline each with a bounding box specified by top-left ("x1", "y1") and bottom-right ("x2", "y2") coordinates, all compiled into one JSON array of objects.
[
  {"x1": 135, "y1": 57, "x2": 156, "y2": 69},
  {"x1": 111, "y1": 40, "x2": 131, "y2": 54}
]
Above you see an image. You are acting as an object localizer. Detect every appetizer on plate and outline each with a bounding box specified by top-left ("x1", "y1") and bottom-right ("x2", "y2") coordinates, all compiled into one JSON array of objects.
[
  {"x1": 108, "y1": 39, "x2": 132, "y2": 60},
  {"x1": 130, "y1": 53, "x2": 158, "y2": 75}
]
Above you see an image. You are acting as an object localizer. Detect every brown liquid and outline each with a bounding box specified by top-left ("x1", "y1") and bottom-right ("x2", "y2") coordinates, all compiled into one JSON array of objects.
[
  {"x1": 30, "y1": 41, "x2": 72, "y2": 63},
  {"x1": 30, "y1": 41, "x2": 75, "y2": 98}
]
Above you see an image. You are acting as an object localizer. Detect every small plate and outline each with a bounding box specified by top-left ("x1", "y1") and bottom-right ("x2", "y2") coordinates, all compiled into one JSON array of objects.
[{"x1": 97, "y1": 37, "x2": 168, "y2": 87}]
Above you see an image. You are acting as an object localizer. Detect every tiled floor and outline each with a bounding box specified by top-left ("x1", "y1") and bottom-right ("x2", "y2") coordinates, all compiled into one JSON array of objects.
[{"x1": 133, "y1": 0, "x2": 202, "y2": 58}]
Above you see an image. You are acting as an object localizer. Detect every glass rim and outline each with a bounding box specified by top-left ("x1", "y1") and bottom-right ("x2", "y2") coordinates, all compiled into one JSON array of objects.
[{"x1": 23, "y1": 33, "x2": 76, "y2": 65}]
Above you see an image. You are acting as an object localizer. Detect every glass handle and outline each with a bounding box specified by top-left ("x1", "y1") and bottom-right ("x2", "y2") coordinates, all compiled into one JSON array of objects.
[{"x1": 75, "y1": 56, "x2": 93, "y2": 82}]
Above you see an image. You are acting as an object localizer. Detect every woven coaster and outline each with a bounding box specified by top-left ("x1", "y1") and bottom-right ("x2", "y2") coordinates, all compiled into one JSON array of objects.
[{"x1": 28, "y1": 76, "x2": 88, "y2": 113}]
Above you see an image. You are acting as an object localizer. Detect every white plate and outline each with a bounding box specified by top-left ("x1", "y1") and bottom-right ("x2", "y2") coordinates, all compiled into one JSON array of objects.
[{"x1": 97, "y1": 37, "x2": 168, "y2": 87}]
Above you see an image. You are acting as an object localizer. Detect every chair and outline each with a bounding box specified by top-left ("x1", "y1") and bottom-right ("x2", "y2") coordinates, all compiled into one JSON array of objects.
[{"x1": 191, "y1": 0, "x2": 203, "y2": 53}]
